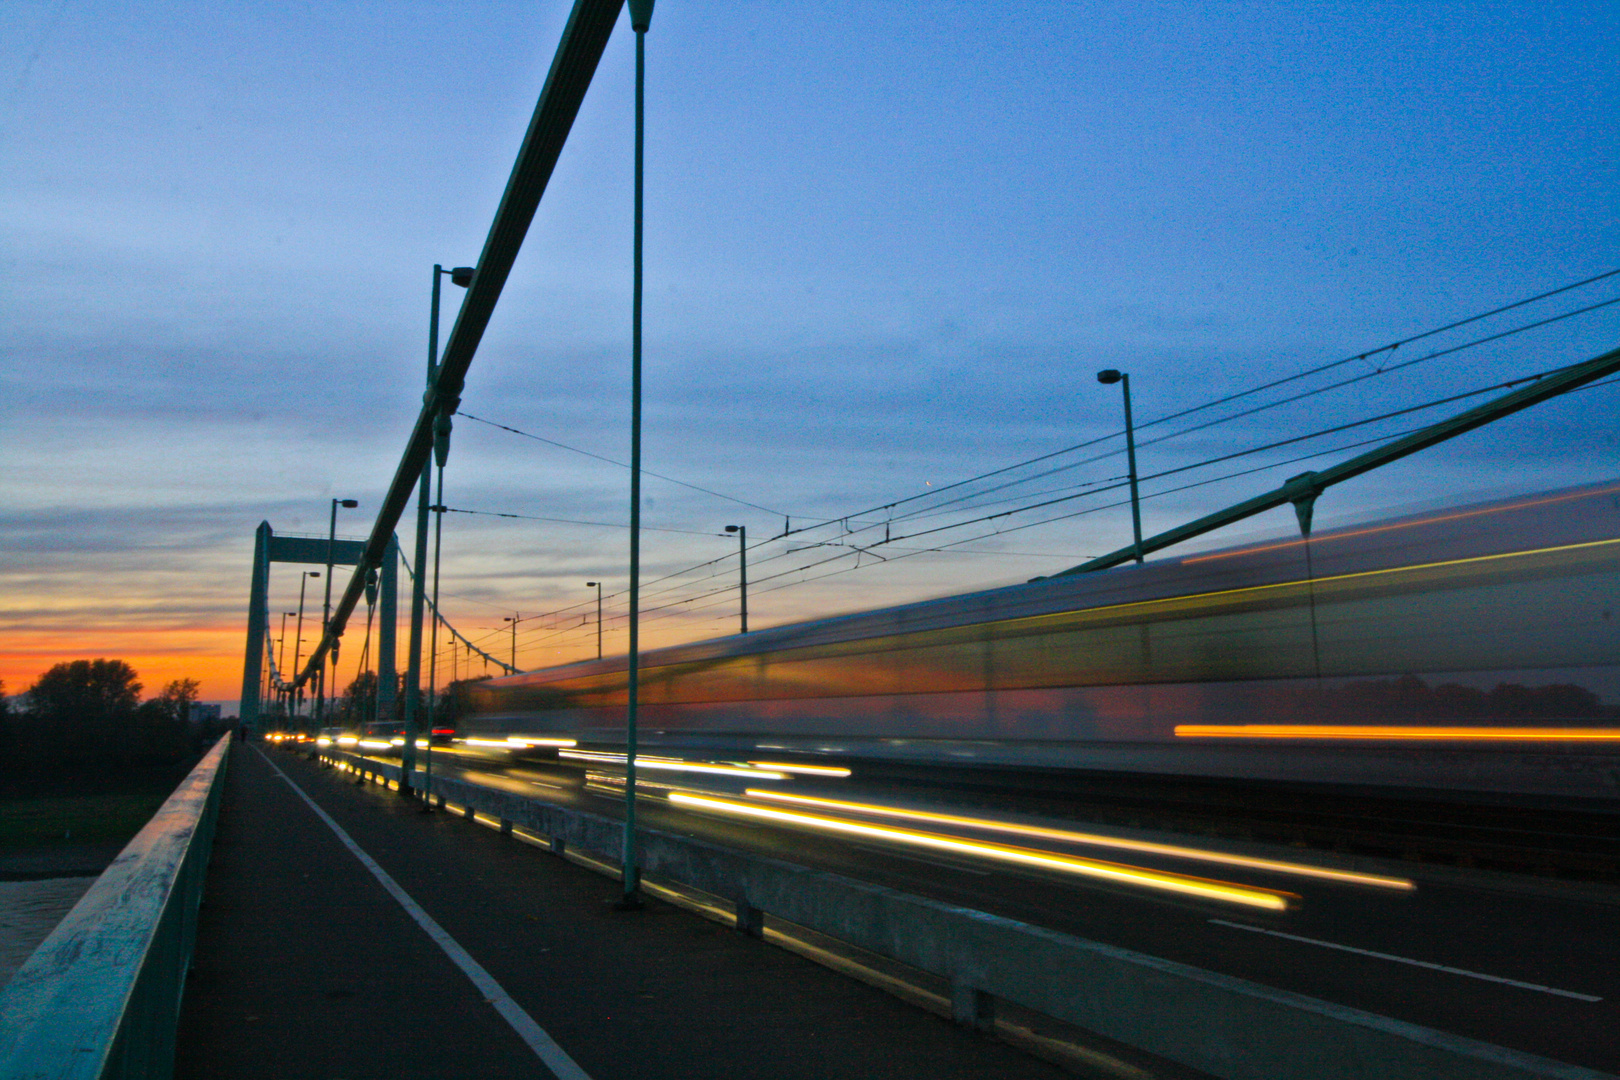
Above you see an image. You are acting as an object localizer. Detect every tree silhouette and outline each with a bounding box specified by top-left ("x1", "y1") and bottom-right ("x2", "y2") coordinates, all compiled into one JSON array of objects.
[{"x1": 28, "y1": 659, "x2": 143, "y2": 764}]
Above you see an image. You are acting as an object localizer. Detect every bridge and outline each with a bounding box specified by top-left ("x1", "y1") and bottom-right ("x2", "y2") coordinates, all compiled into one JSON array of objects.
[{"x1": 4, "y1": 2, "x2": 1618, "y2": 1077}]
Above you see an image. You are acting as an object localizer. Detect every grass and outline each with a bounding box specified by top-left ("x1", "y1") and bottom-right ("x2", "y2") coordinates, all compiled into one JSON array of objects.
[{"x1": 0, "y1": 775, "x2": 188, "y2": 850}]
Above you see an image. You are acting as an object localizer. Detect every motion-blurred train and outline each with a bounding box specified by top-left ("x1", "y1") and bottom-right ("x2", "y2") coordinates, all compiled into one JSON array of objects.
[{"x1": 462, "y1": 481, "x2": 1620, "y2": 801}]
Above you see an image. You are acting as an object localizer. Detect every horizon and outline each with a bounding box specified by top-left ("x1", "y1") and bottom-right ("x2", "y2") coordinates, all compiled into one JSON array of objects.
[{"x1": 4, "y1": 1, "x2": 1616, "y2": 702}]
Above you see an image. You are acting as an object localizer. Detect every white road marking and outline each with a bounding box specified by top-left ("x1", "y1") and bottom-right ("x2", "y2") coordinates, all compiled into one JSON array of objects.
[
  {"x1": 258, "y1": 748, "x2": 594, "y2": 1079},
  {"x1": 1209, "y1": 918, "x2": 1602, "y2": 1002}
]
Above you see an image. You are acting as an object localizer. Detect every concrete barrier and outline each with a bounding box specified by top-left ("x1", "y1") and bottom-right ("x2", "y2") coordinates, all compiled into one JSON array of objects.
[
  {"x1": 0, "y1": 736, "x2": 231, "y2": 1080},
  {"x1": 326, "y1": 750, "x2": 1613, "y2": 1080}
]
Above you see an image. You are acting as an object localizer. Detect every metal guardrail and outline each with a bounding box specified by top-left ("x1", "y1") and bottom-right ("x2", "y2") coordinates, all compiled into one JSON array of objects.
[
  {"x1": 0, "y1": 736, "x2": 231, "y2": 1080},
  {"x1": 324, "y1": 749, "x2": 1612, "y2": 1080}
]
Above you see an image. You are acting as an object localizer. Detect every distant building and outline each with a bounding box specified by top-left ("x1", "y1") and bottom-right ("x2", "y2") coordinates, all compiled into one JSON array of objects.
[{"x1": 189, "y1": 703, "x2": 223, "y2": 726}]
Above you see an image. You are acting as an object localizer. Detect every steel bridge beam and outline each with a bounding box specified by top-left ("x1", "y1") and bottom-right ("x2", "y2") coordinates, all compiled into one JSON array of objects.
[{"x1": 294, "y1": 0, "x2": 624, "y2": 691}]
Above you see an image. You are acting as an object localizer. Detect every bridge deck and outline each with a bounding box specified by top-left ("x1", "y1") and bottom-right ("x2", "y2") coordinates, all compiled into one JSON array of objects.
[{"x1": 176, "y1": 744, "x2": 1069, "y2": 1080}]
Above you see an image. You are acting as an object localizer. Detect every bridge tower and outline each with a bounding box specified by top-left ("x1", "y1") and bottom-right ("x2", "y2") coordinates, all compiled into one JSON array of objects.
[{"x1": 239, "y1": 522, "x2": 398, "y2": 732}]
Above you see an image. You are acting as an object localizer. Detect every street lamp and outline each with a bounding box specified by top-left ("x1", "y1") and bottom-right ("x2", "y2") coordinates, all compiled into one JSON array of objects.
[
  {"x1": 1097, "y1": 369, "x2": 1144, "y2": 565},
  {"x1": 724, "y1": 526, "x2": 748, "y2": 634},
  {"x1": 278, "y1": 611, "x2": 295, "y2": 726},
  {"x1": 619, "y1": 0, "x2": 656, "y2": 912},
  {"x1": 502, "y1": 613, "x2": 520, "y2": 670},
  {"x1": 405, "y1": 262, "x2": 474, "y2": 793},
  {"x1": 293, "y1": 571, "x2": 320, "y2": 723},
  {"x1": 585, "y1": 582, "x2": 603, "y2": 659},
  {"x1": 322, "y1": 498, "x2": 360, "y2": 722}
]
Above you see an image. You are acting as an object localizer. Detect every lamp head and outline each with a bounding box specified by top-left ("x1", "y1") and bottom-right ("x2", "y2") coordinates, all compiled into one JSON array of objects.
[
  {"x1": 586, "y1": 581, "x2": 599, "y2": 587},
  {"x1": 308, "y1": 571, "x2": 320, "y2": 578},
  {"x1": 628, "y1": 0, "x2": 654, "y2": 31},
  {"x1": 724, "y1": 525, "x2": 740, "y2": 534},
  {"x1": 449, "y1": 266, "x2": 475, "y2": 288},
  {"x1": 1096, "y1": 369, "x2": 1123, "y2": 385},
  {"x1": 339, "y1": 498, "x2": 358, "y2": 508}
]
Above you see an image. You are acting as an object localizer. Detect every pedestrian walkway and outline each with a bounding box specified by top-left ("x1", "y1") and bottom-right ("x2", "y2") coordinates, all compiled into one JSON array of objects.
[{"x1": 175, "y1": 745, "x2": 1070, "y2": 1080}]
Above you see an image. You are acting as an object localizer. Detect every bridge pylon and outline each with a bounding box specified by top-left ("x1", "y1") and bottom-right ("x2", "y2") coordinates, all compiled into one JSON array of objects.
[{"x1": 240, "y1": 523, "x2": 397, "y2": 732}]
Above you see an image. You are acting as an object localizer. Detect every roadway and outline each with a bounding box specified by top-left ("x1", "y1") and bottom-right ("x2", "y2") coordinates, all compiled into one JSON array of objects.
[
  {"x1": 390, "y1": 741, "x2": 1618, "y2": 1073},
  {"x1": 176, "y1": 745, "x2": 1085, "y2": 1080}
]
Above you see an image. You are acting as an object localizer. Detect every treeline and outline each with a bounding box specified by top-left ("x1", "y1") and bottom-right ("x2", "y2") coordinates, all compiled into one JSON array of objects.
[{"x1": 0, "y1": 659, "x2": 231, "y2": 772}]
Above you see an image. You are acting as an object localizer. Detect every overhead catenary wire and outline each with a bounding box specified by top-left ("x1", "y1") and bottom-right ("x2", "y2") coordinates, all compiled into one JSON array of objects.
[
  {"x1": 459, "y1": 410, "x2": 789, "y2": 516},
  {"x1": 432, "y1": 279, "x2": 1620, "y2": 661},
  {"x1": 435, "y1": 279, "x2": 1620, "y2": 645},
  {"x1": 802, "y1": 276, "x2": 1620, "y2": 531},
  {"x1": 624, "y1": 362, "x2": 1620, "y2": 627},
  {"x1": 441, "y1": 505, "x2": 724, "y2": 536}
]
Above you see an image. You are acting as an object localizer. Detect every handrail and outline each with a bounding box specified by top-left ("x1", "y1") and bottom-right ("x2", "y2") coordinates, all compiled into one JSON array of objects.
[{"x1": 0, "y1": 736, "x2": 231, "y2": 1080}]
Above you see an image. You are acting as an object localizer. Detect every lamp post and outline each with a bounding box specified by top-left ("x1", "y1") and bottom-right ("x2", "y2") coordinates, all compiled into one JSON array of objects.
[
  {"x1": 1096, "y1": 369, "x2": 1144, "y2": 565},
  {"x1": 321, "y1": 498, "x2": 359, "y2": 722},
  {"x1": 618, "y1": 0, "x2": 655, "y2": 911},
  {"x1": 405, "y1": 262, "x2": 474, "y2": 791},
  {"x1": 723, "y1": 525, "x2": 748, "y2": 634},
  {"x1": 585, "y1": 582, "x2": 602, "y2": 659},
  {"x1": 502, "y1": 613, "x2": 520, "y2": 670},
  {"x1": 278, "y1": 611, "x2": 293, "y2": 681},
  {"x1": 292, "y1": 571, "x2": 319, "y2": 725},
  {"x1": 278, "y1": 611, "x2": 294, "y2": 727}
]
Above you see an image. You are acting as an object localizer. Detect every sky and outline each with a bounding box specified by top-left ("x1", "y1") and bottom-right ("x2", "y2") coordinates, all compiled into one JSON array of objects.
[{"x1": 2, "y1": 1, "x2": 1617, "y2": 706}]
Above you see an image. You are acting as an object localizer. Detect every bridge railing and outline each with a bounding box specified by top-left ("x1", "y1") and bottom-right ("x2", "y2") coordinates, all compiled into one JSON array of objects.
[
  {"x1": 323, "y1": 748, "x2": 1608, "y2": 1080},
  {"x1": 0, "y1": 736, "x2": 231, "y2": 1080}
]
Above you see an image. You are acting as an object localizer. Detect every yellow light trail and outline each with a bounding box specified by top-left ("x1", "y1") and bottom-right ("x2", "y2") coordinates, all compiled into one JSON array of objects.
[
  {"x1": 743, "y1": 790, "x2": 1412, "y2": 890},
  {"x1": 1176, "y1": 725, "x2": 1620, "y2": 741},
  {"x1": 668, "y1": 792, "x2": 1297, "y2": 911},
  {"x1": 460, "y1": 735, "x2": 578, "y2": 749},
  {"x1": 748, "y1": 761, "x2": 853, "y2": 777},
  {"x1": 559, "y1": 750, "x2": 789, "y2": 780}
]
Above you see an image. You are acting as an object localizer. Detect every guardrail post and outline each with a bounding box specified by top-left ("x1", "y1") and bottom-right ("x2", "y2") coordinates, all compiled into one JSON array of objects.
[
  {"x1": 500, "y1": 818, "x2": 514, "y2": 836},
  {"x1": 733, "y1": 899, "x2": 764, "y2": 939},
  {"x1": 548, "y1": 835, "x2": 566, "y2": 856},
  {"x1": 951, "y1": 978, "x2": 995, "y2": 1031}
]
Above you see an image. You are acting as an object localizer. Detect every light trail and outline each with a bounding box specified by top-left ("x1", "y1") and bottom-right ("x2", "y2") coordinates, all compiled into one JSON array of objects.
[
  {"x1": 747, "y1": 761, "x2": 853, "y2": 777},
  {"x1": 668, "y1": 792, "x2": 1297, "y2": 911},
  {"x1": 743, "y1": 790, "x2": 1413, "y2": 890},
  {"x1": 1176, "y1": 725, "x2": 1620, "y2": 741},
  {"x1": 560, "y1": 750, "x2": 789, "y2": 780},
  {"x1": 463, "y1": 736, "x2": 579, "y2": 748}
]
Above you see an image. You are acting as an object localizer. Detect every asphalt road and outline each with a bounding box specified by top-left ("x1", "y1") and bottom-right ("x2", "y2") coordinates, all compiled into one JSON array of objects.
[
  {"x1": 398, "y1": 742, "x2": 1619, "y2": 1073},
  {"x1": 178, "y1": 745, "x2": 1086, "y2": 1080}
]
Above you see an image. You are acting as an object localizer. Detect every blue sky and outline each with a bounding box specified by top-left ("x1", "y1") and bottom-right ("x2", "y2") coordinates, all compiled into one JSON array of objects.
[{"x1": 2, "y1": 1, "x2": 1617, "y2": 697}]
